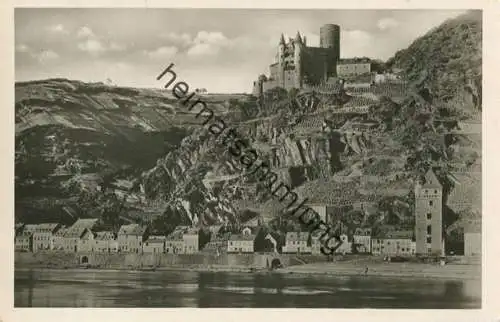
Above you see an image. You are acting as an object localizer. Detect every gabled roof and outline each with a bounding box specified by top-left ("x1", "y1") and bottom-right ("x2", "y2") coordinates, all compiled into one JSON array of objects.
[
  {"x1": 146, "y1": 235, "x2": 166, "y2": 243},
  {"x1": 94, "y1": 231, "x2": 116, "y2": 241},
  {"x1": 166, "y1": 226, "x2": 198, "y2": 241},
  {"x1": 422, "y1": 169, "x2": 442, "y2": 189},
  {"x1": 338, "y1": 57, "x2": 371, "y2": 65},
  {"x1": 118, "y1": 224, "x2": 147, "y2": 236},
  {"x1": 54, "y1": 227, "x2": 69, "y2": 237},
  {"x1": 65, "y1": 218, "x2": 98, "y2": 238}
]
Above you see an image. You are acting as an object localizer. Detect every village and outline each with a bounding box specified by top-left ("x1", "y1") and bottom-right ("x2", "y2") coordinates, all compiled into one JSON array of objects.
[{"x1": 14, "y1": 169, "x2": 481, "y2": 265}]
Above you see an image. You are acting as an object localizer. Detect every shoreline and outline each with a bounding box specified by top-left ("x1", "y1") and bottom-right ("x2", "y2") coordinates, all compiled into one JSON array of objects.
[{"x1": 15, "y1": 261, "x2": 481, "y2": 281}]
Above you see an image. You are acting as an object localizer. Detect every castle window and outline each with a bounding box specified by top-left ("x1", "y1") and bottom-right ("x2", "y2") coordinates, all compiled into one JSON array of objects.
[
  {"x1": 427, "y1": 213, "x2": 432, "y2": 220},
  {"x1": 429, "y1": 201, "x2": 433, "y2": 206},
  {"x1": 427, "y1": 225, "x2": 432, "y2": 234},
  {"x1": 427, "y1": 237, "x2": 432, "y2": 244},
  {"x1": 434, "y1": 190, "x2": 438, "y2": 194}
]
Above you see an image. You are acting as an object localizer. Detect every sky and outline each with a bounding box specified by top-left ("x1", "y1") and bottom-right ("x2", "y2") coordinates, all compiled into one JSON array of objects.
[{"x1": 15, "y1": 9, "x2": 467, "y2": 93}]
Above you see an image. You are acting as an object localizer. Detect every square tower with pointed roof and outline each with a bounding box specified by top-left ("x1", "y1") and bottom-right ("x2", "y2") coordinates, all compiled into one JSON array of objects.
[{"x1": 414, "y1": 169, "x2": 444, "y2": 256}]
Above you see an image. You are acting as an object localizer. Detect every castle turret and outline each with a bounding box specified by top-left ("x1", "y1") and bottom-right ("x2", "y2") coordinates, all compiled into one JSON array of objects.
[
  {"x1": 294, "y1": 31, "x2": 302, "y2": 44},
  {"x1": 293, "y1": 33, "x2": 303, "y2": 88}
]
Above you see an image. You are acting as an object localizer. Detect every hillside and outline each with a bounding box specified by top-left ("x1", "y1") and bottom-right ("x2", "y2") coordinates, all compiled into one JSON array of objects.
[
  {"x1": 15, "y1": 11, "x2": 481, "y2": 240},
  {"x1": 386, "y1": 10, "x2": 482, "y2": 114}
]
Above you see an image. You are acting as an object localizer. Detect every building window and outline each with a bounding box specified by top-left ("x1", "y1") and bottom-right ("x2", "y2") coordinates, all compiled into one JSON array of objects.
[
  {"x1": 434, "y1": 190, "x2": 438, "y2": 194},
  {"x1": 429, "y1": 201, "x2": 433, "y2": 206},
  {"x1": 427, "y1": 213, "x2": 432, "y2": 220},
  {"x1": 427, "y1": 237, "x2": 432, "y2": 244},
  {"x1": 427, "y1": 225, "x2": 432, "y2": 234}
]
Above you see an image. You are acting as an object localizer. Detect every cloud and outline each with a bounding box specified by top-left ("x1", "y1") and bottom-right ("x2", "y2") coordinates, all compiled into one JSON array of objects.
[
  {"x1": 78, "y1": 39, "x2": 106, "y2": 55},
  {"x1": 187, "y1": 43, "x2": 220, "y2": 57},
  {"x1": 186, "y1": 31, "x2": 230, "y2": 58},
  {"x1": 193, "y1": 31, "x2": 228, "y2": 45},
  {"x1": 15, "y1": 44, "x2": 30, "y2": 53},
  {"x1": 77, "y1": 26, "x2": 95, "y2": 38},
  {"x1": 143, "y1": 46, "x2": 178, "y2": 59},
  {"x1": 47, "y1": 24, "x2": 68, "y2": 34},
  {"x1": 34, "y1": 50, "x2": 59, "y2": 63},
  {"x1": 161, "y1": 32, "x2": 192, "y2": 46},
  {"x1": 77, "y1": 38, "x2": 126, "y2": 55},
  {"x1": 377, "y1": 18, "x2": 399, "y2": 31}
]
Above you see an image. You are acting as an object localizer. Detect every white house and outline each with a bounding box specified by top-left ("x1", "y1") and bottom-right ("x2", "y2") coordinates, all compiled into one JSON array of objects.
[
  {"x1": 282, "y1": 232, "x2": 311, "y2": 254},
  {"x1": 227, "y1": 227, "x2": 255, "y2": 253}
]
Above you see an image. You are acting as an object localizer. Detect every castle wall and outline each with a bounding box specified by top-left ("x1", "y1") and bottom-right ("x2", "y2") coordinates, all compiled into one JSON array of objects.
[
  {"x1": 269, "y1": 63, "x2": 279, "y2": 81},
  {"x1": 303, "y1": 48, "x2": 334, "y2": 84},
  {"x1": 262, "y1": 80, "x2": 279, "y2": 93},
  {"x1": 283, "y1": 70, "x2": 297, "y2": 89}
]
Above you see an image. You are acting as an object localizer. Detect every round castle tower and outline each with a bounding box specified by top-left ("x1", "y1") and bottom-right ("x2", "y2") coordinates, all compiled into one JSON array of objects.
[{"x1": 320, "y1": 24, "x2": 341, "y2": 77}]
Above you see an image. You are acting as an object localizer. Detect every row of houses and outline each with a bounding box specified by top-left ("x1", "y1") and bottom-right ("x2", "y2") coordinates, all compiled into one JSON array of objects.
[
  {"x1": 15, "y1": 219, "x2": 199, "y2": 254},
  {"x1": 15, "y1": 218, "x2": 481, "y2": 257}
]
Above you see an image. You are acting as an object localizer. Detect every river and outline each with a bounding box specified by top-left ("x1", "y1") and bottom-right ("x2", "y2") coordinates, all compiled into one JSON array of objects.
[{"x1": 14, "y1": 269, "x2": 481, "y2": 308}]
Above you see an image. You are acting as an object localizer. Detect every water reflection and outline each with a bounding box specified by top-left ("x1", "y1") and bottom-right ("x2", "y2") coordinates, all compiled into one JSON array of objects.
[{"x1": 15, "y1": 269, "x2": 481, "y2": 308}]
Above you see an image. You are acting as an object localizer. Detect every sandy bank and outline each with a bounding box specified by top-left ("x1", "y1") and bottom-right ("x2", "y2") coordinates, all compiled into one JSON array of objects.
[{"x1": 275, "y1": 262, "x2": 481, "y2": 280}]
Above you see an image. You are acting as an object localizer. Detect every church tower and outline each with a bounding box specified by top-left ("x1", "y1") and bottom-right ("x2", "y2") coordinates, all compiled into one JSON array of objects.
[{"x1": 414, "y1": 169, "x2": 444, "y2": 256}]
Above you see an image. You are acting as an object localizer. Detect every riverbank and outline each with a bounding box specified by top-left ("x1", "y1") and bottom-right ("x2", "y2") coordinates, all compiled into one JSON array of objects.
[
  {"x1": 275, "y1": 261, "x2": 481, "y2": 280},
  {"x1": 15, "y1": 261, "x2": 481, "y2": 280}
]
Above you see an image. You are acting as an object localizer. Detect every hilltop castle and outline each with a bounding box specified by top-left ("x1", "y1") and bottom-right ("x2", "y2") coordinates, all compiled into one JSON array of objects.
[{"x1": 252, "y1": 24, "x2": 372, "y2": 96}]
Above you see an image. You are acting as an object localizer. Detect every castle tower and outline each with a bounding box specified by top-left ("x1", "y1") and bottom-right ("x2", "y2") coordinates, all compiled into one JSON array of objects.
[
  {"x1": 278, "y1": 34, "x2": 286, "y2": 87},
  {"x1": 320, "y1": 24, "x2": 341, "y2": 77},
  {"x1": 293, "y1": 31, "x2": 303, "y2": 89},
  {"x1": 414, "y1": 169, "x2": 444, "y2": 256}
]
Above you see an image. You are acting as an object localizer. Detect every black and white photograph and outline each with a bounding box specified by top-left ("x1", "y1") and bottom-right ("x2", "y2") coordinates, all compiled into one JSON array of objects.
[{"x1": 12, "y1": 7, "x2": 483, "y2": 309}]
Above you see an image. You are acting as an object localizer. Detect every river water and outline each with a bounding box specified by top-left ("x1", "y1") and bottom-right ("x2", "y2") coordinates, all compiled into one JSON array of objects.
[{"x1": 15, "y1": 269, "x2": 481, "y2": 308}]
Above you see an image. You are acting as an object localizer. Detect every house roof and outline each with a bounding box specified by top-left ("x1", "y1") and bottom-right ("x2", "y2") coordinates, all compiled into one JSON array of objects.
[
  {"x1": 94, "y1": 231, "x2": 115, "y2": 241},
  {"x1": 54, "y1": 227, "x2": 69, "y2": 237},
  {"x1": 166, "y1": 226, "x2": 198, "y2": 240},
  {"x1": 118, "y1": 224, "x2": 147, "y2": 236},
  {"x1": 65, "y1": 218, "x2": 98, "y2": 238},
  {"x1": 338, "y1": 58, "x2": 371, "y2": 65},
  {"x1": 229, "y1": 233, "x2": 256, "y2": 241},
  {"x1": 21, "y1": 223, "x2": 59, "y2": 234},
  {"x1": 375, "y1": 230, "x2": 414, "y2": 240},
  {"x1": 285, "y1": 231, "x2": 309, "y2": 242},
  {"x1": 146, "y1": 235, "x2": 166, "y2": 243}
]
